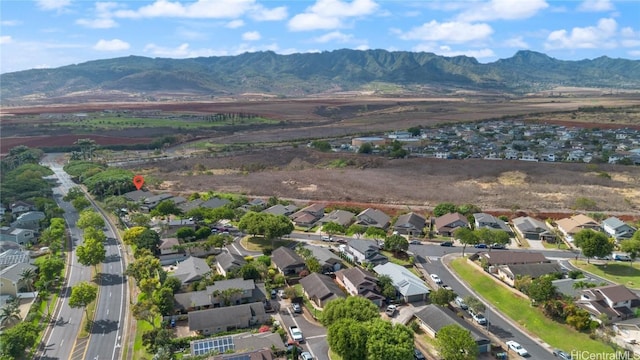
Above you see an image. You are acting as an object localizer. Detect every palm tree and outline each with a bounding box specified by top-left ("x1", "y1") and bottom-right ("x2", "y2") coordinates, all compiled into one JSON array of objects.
[
  {"x1": 20, "y1": 267, "x2": 37, "y2": 292},
  {"x1": 0, "y1": 298, "x2": 22, "y2": 329}
]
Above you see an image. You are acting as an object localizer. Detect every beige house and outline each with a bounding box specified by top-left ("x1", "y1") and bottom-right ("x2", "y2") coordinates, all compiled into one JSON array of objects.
[
  {"x1": 556, "y1": 214, "x2": 600, "y2": 242},
  {"x1": 0, "y1": 262, "x2": 37, "y2": 297}
]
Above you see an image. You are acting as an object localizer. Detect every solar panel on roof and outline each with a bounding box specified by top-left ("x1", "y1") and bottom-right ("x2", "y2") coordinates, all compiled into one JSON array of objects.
[{"x1": 191, "y1": 336, "x2": 235, "y2": 356}]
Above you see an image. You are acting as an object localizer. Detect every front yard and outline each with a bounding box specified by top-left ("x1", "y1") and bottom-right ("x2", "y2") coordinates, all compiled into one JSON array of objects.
[
  {"x1": 450, "y1": 257, "x2": 615, "y2": 355},
  {"x1": 240, "y1": 236, "x2": 295, "y2": 252},
  {"x1": 572, "y1": 260, "x2": 640, "y2": 289}
]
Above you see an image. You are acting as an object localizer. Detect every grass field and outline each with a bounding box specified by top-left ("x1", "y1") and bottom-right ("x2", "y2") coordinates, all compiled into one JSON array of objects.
[
  {"x1": 572, "y1": 260, "x2": 640, "y2": 289},
  {"x1": 240, "y1": 236, "x2": 295, "y2": 252},
  {"x1": 450, "y1": 257, "x2": 615, "y2": 355},
  {"x1": 49, "y1": 115, "x2": 278, "y2": 130}
]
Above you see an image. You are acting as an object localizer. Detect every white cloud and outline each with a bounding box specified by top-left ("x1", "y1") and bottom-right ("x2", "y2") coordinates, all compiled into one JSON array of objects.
[
  {"x1": 312, "y1": 31, "x2": 353, "y2": 43},
  {"x1": 1, "y1": 20, "x2": 21, "y2": 26},
  {"x1": 545, "y1": 18, "x2": 618, "y2": 50},
  {"x1": 76, "y1": 18, "x2": 118, "y2": 29},
  {"x1": 242, "y1": 31, "x2": 261, "y2": 41},
  {"x1": 35, "y1": 0, "x2": 71, "y2": 11},
  {"x1": 115, "y1": 0, "x2": 257, "y2": 19},
  {"x1": 288, "y1": 0, "x2": 379, "y2": 31},
  {"x1": 622, "y1": 39, "x2": 640, "y2": 48},
  {"x1": 578, "y1": 0, "x2": 614, "y2": 12},
  {"x1": 457, "y1": 0, "x2": 548, "y2": 22},
  {"x1": 397, "y1": 20, "x2": 493, "y2": 43},
  {"x1": 621, "y1": 27, "x2": 637, "y2": 37},
  {"x1": 355, "y1": 44, "x2": 369, "y2": 50},
  {"x1": 144, "y1": 43, "x2": 219, "y2": 58},
  {"x1": 93, "y1": 39, "x2": 130, "y2": 51},
  {"x1": 0, "y1": 36, "x2": 13, "y2": 45},
  {"x1": 504, "y1": 36, "x2": 529, "y2": 48},
  {"x1": 249, "y1": 5, "x2": 288, "y2": 21},
  {"x1": 628, "y1": 50, "x2": 640, "y2": 57},
  {"x1": 226, "y1": 20, "x2": 245, "y2": 29}
]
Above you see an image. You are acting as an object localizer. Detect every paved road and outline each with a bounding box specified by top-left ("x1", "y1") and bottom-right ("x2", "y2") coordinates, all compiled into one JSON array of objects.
[
  {"x1": 37, "y1": 155, "x2": 93, "y2": 360},
  {"x1": 275, "y1": 299, "x2": 329, "y2": 360}
]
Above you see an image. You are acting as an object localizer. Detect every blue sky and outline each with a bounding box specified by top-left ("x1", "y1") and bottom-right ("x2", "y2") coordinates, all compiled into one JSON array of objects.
[{"x1": 1, "y1": 0, "x2": 639, "y2": 74}]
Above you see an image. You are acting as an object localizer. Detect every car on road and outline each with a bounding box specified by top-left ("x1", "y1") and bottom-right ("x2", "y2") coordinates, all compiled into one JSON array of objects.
[
  {"x1": 414, "y1": 348, "x2": 426, "y2": 360},
  {"x1": 440, "y1": 241, "x2": 454, "y2": 247},
  {"x1": 614, "y1": 254, "x2": 632, "y2": 261},
  {"x1": 441, "y1": 284, "x2": 453, "y2": 291},
  {"x1": 506, "y1": 340, "x2": 529, "y2": 357},
  {"x1": 409, "y1": 240, "x2": 422, "y2": 245},
  {"x1": 553, "y1": 349, "x2": 572, "y2": 359},
  {"x1": 490, "y1": 243, "x2": 506, "y2": 249},
  {"x1": 321, "y1": 235, "x2": 333, "y2": 242},
  {"x1": 474, "y1": 243, "x2": 488, "y2": 248},
  {"x1": 430, "y1": 274, "x2": 442, "y2": 284},
  {"x1": 455, "y1": 296, "x2": 468, "y2": 310},
  {"x1": 472, "y1": 312, "x2": 487, "y2": 325},
  {"x1": 292, "y1": 303, "x2": 302, "y2": 313},
  {"x1": 300, "y1": 351, "x2": 313, "y2": 360}
]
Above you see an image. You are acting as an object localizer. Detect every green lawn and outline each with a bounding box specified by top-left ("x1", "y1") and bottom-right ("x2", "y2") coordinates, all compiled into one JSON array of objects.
[
  {"x1": 54, "y1": 115, "x2": 277, "y2": 130},
  {"x1": 133, "y1": 319, "x2": 155, "y2": 360},
  {"x1": 572, "y1": 260, "x2": 640, "y2": 289},
  {"x1": 542, "y1": 241, "x2": 569, "y2": 250},
  {"x1": 450, "y1": 258, "x2": 615, "y2": 354},
  {"x1": 240, "y1": 236, "x2": 295, "y2": 252}
]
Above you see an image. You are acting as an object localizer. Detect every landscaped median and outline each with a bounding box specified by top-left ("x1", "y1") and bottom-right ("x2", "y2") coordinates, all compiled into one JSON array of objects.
[{"x1": 449, "y1": 257, "x2": 615, "y2": 354}]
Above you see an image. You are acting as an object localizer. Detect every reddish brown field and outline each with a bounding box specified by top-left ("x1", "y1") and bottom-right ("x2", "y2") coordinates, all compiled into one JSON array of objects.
[{"x1": 0, "y1": 135, "x2": 153, "y2": 155}]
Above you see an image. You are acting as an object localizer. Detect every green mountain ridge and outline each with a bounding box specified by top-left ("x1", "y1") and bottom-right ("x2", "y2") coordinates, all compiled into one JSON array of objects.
[{"x1": 2, "y1": 49, "x2": 639, "y2": 104}]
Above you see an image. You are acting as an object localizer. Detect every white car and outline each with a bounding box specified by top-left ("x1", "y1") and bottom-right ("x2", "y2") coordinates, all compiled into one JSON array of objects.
[
  {"x1": 506, "y1": 340, "x2": 529, "y2": 357},
  {"x1": 430, "y1": 274, "x2": 442, "y2": 284},
  {"x1": 300, "y1": 352, "x2": 313, "y2": 360}
]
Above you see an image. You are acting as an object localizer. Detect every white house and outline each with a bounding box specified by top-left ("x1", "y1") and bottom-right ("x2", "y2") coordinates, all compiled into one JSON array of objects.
[{"x1": 602, "y1": 217, "x2": 637, "y2": 241}]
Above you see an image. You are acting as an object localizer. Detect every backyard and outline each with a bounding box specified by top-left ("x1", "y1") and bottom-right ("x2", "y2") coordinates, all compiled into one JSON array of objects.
[{"x1": 572, "y1": 260, "x2": 640, "y2": 290}]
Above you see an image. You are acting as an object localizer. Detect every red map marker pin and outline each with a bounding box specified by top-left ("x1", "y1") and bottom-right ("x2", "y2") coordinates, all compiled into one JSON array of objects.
[{"x1": 133, "y1": 175, "x2": 145, "y2": 190}]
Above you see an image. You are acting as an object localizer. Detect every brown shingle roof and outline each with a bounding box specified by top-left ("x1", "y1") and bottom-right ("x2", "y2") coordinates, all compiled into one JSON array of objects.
[{"x1": 480, "y1": 251, "x2": 548, "y2": 265}]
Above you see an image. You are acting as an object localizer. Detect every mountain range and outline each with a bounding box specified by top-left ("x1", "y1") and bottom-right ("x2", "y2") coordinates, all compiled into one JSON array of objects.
[{"x1": 2, "y1": 49, "x2": 640, "y2": 104}]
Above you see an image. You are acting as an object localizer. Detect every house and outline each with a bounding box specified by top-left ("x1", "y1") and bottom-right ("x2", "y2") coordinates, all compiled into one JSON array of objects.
[
  {"x1": 9, "y1": 201, "x2": 35, "y2": 216},
  {"x1": 356, "y1": 208, "x2": 390, "y2": 229},
  {"x1": 190, "y1": 331, "x2": 285, "y2": 358},
  {"x1": 158, "y1": 237, "x2": 187, "y2": 265},
  {"x1": 289, "y1": 204, "x2": 325, "y2": 227},
  {"x1": 123, "y1": 190, "x2": 151, "y2": 202},
  {"x1": 163, "y1": 218, "x2": 196, "y2": 237},
  {"x1": 393, "y1": 212, "x2": 426, "y2": 236},
  {"x1": 512, "y1": 216, "x2": 556, "y2": 241},
  {"x1": 271, "y1": 247, "x2": 306, "y2": 276},
  {"x1": 201, "y1": 197, "x2": 231, "y2": 210},
  {"x1": 318, "y1": 209, "x2": 355, "y2": 228},
  {"x1": 556, "y1": 214, "x2": 600, "y2": 242},
  {"x1": 373, "y1": 262, "x2": 430, "y2": 303},
  {"x1": 172, "y1": 256, "x2": 213, "y2": 285},
  {"x1": 578, "y1": 284, "x2": 640, "y2": 321},
  {"x1": 475, "y1": 251, "x2": 549, "y2": 266},
  {"x1": 0, "y1": 227, "x2": 36, "y2": 245},
  {"x1": 174, "y1": 279, "x2": 267, "y2": 312},
  {"x1": 141, "y1": 193, "x2": 174, "y2": 212},
  {"x1": 263, "y1": 204, "x2": 299, "y2": 217},
  {"x1": 302, "y1": 244, "x2": 343, "y2": 273},
  {"x1": 216, "y1": 252, "x2": 247, "y2": 277},
  {"x1": 178, "y1": 199, "x2": 204, "y2": 213},
  {"x1": 434, "y1": 212, "x2": 469, "y2": 236},
  {"x1": 0, "y1": 248, "x2": 30, "y2": 271},
  {"x1": 243, "y1": 198, "x2": 268, "y2": 211},
  {"x1": 602, "y1": 217, "x2": 637, "y2": 241},
  {"x1": 11, "y1": 211, "x2": 45, "y2": 230},
  {"x1": 299, "y1": 273, "x2": 346, "y2": 308},
  {"x1": 413, "y1": 305, "x2": 491, "y2": 353},
  {"x1": 0, "y1": 262, "x2": 37, "y2": 297},
  {"x1": 473, "y1": 213, "x2": 512, "y2": 234},
  {"x1": 188, "y1": 303, "x2": 269, "y2": 335},
  {"x1": 341, "y1": 239, "x2": 388, "y2": 266},
  {"x1": 335, "y1": 267, "x2": 385, "y2": 307},
  {"x1": 552, "y1": 277, "x2": 605, "y2": 299},
  {"x1": 496, "y1": 262, "x2": 563, "y2": 287}
]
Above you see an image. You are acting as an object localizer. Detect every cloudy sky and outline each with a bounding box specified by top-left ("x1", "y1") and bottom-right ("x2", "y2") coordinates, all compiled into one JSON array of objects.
[{"x1": 1, "y1": 0, "x2": 639, "y2": 74}]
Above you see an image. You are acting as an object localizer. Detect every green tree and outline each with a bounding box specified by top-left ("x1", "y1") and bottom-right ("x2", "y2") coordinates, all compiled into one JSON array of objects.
[
  {"x1": 377, "y1": 274, "x2": 397, "y2": 300},
  {"x1": 129, "y1": 213, "x2": 151, "y2": 227},
  {"x1": 127, "y1": 254, "x2": 162, "y2": 285},
  {"x1": 142, "y1": 328, "x2": 175, "y2": 355},
  {"x1": 433, "y1": 202, "x2": 457, "y2": 217},
  {"x1": 321, "y1": 296, "x2": 380, "y2": 327},
  {"x1": 37, "y1": 255, "x2": 65, "y2": 286},
  {"x1": 0, "y1": 298, "x2": 21, "y2": 328},
  {"x1": 76, "y1": 237, "x2": 106, "y2": 273},
  {"x1": 430, "y1": 288, "x2": 457, "y2": 306},
  {"x1": 69, "y1": 282, "x2": 98, "y2": 318},
  {"x1": 175, "y1": 227, "x2": 196, "y2": 241},
  {"x1": 454, "y1": 227, "x2": 478, "y2": 256},
  {"x1": 364, "y1": 227, "x2": 386, "y2": 239},
  {"x1": 527, "y1": 276, "x2": 556, "y2": 304},
  {"x1": 123, "y1": 226, "x2": 160, "y2": 254},
  {"x1": 574, "y1": 229, "x2": 614, "y2": 263},
  {"x1": 76, "y1": 209, "x2": 105, "y2": 230},
  {"x1": 150, "y1": 200, "x2": 183, "y2": 217},
  {"x1": 71, "y1": 196, "x2": 91, "y2": 211},
  {"x1": 365, "y1": 318, "x2": 414, "y2": 360},
  {"x1": 306, "y1": 257, "x2": 322, "y2": 273},
  {"x1": 327, "y1": 318, "x2": 369, "y2": 360},
  {"x1": 239, "y1": 263, "x2": 261, "y2": 280},
  {"x1": 323, "y1": 221, "x2": 345, "y2": 236},
  {"x1": 384, "y1": 234, "x2": 409, "y2": 254},
  {"x1": 152, "y1": 287, "x2": 175, "y2": 316},
  {"x1": 0, "y1": 322, "x2": 40, "y2": 359},
  {"x1": 20, "y1": 267, "x2": 37, "y2": 292},
  {"x1": 132, "y1": 299, "x2": 160, "y2": 329},
  {"x1": 358, "y1": 143, "x2": 373, "y2": 154},
  {"x1": 347, "y1": 223, "x2": 367, "y2": 237},
  {"x1": 435, "y1": 324, "x2": 478, "y2": 360},
  {"x1": 407, "y1": 127, "x2": 421, "y2": 137},
  {"x1": 162, "y1": 276, "x2": 182, "y2": 294},
  {"x1": 463, "y1": 295, "x2": 485, "y2": 314},
  {"x1": 619, "y1": 238, "x2": 640, "y2": 265}
]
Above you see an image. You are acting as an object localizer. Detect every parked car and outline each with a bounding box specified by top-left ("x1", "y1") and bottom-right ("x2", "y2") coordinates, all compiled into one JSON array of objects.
[
  {"x1": 292, "y1": 303, "x2": 302, "y2": 313},
  {"x1": 614, "y1": 254, "x2": 632, "y2": 261},
  {"x1": 271, "y1": 290, "x2": 277, "y2": 299},
  {"x1": 474, "y1": 243, "x2": 488, "y2": 248},
  {"x1": 594, "y1": 255, "x2": 611, "y2": 260},
  {"x1": 441, "y1": 284, "x2": 453, "y2": 291},
  {"x1": 472, "y1": 312, "x2": 487, "y2": 325},
  {"x1": 321, "y1": 235, "x2": 333, "y2": 241},
  {"x1": 506, "y1": 340, "x2": 529, "y2": 357},
  {"x1": 553, "y1": 349, "x2": 572, "y2": 359},
  {"x1": 440, "y1": 241, "x2": 454, "y2": 247},
  {"x1": 414, "y1": 348, "x2": 426, "y2": 360},
  {"x1": 430, "y1": 274, "x2": 442, "y2": 284},
  {"x1": 385, "y1": 304, "x2": 397, "y2": 317},
  {"x1": 409, "y1": 240, "x2": 422, "y2": 245},
  {"x1": 455, "y1": 296, "x2": 468, "y2": 310},
  {"x1": 490, "y1": 243, "x2": 506, "y2": 249},
  {"x1": 300, "y1": 351, "x2": 314, "y2": 360},
  {"x1": 278, "y1": 289, "x2": 286, "y2": 299}
]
